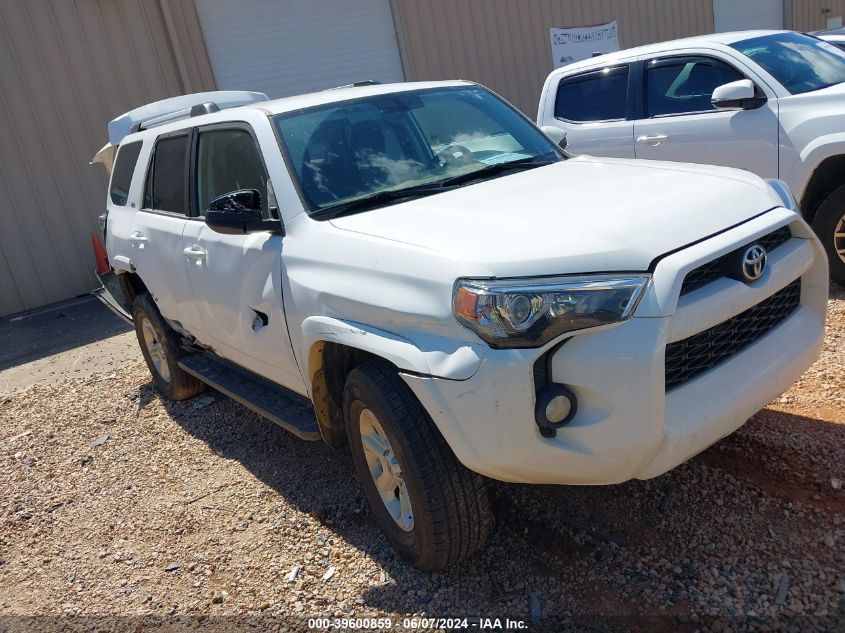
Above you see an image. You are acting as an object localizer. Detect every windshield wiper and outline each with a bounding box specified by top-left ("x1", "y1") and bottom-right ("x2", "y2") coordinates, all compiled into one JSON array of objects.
[
  {"x1": 310, "y1": 155, "x2": 558, "y2": 220},
  {"x1": 310, "y1": 183, "x2": 449, "y2": 220},
  {"x1": 438, "y1": 155, "x2": 558, "y2": 188}
]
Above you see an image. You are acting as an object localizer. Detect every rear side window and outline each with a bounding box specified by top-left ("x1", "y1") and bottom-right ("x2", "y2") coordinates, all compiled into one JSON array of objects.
[
  {"x1": 109, "y1": 141, "x2": 142, "y2": 205},
  {"x1": 143, "y1": 135, "x2": 189, "y2": 214},
  {"x1": 554, "y1": 66, "x2": 629, "y2": 122},
  {"x1": 646, "y1": 58, "x2": 744, "y2": 117}
]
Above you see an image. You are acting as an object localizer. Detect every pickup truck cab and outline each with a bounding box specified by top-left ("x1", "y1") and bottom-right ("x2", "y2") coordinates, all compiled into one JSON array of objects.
[
  {"x1": 93, "y1": 81, "x2": 827, "y2": 570},
  {"x1": 537, "y1": 30, "x2": 845, "y2": 287}
]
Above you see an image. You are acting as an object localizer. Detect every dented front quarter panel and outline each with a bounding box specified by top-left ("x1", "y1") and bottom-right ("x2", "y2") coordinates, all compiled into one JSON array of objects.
[{"x1": 282, "y1": 213, "x2": 490, "y2": 388}]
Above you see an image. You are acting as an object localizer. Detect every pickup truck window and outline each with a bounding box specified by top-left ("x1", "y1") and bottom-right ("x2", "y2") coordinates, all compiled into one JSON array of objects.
[
  {"x1": 646, "y1": 58, "x2": 743, "y2": 117},
  {"x1": 732, "y1": 31, "x2": 845, "y2": 95},
  {"x1": 196, "y1": 128, "x2": 272, "y2": 219},
  {"x1": 554, "y1": 66, "x2": 629, "y2": 122},
  {"x1": 273, "y1": 86, "x2": 560, "y2": 215},
  {"x1": 109, "y1": 141, "x2": 142, "y2": 206},
  {"x1": 143, "y1": 134, "x2": 189, "y2": 214}
]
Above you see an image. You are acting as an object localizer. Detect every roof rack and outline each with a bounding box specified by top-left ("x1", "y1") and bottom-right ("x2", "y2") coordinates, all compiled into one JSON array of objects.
[
  {"x1": 323, "y1": 80, "x2": 382, "y2": 91},
  {"x1": 107, "y1": 91, "x2": 269, "y2": 145}
]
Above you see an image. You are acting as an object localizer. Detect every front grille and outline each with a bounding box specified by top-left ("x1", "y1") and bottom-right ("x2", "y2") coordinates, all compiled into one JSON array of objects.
[
  {"x1": 665, "y1": 279, "x2": 801, "y2": 391},
  {"x1": 680, "y1": 226, "x2": 792, "y2": 296}
]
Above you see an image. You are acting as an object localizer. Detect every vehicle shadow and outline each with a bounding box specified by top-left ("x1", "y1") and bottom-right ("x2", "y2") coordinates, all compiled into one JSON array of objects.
[
  {"x1": 0, "y1": 296, "x2": 130, "y2": 371},
  {"x1": 152, "y1": 383, "x2": 845, "y2": 624}
]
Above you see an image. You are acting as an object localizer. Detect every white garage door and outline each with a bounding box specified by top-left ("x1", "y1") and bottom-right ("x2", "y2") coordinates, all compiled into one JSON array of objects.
[
  {"x1": 713, "y1": 0, "x2": 783, "y2": 32},
  {"x1": 195, "y1": 0, "x2": 405, "y2": 99}
]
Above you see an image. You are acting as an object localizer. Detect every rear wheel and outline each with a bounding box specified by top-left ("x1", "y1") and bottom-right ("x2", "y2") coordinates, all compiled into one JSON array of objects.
[
  {"x1": 343, "y1": 360, "x2": 491, "y2": 570},
  {"x1": 813, "y1": 184, "x2": 845, "y2": 287},
  {"x1": 132, "y1": 293, "x2": 205, "y2": 401}
]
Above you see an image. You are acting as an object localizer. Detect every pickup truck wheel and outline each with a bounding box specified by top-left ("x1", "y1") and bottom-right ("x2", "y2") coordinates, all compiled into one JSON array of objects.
[
  {"x1": 813, "y1": 185, "x2": 845, "y2": 287},
  {"x1": 132, "y1": 293, "x2": 205, "y2": 401},
  {"x1": 343, "y1": 360, "x2": 491, "y2": 570}
]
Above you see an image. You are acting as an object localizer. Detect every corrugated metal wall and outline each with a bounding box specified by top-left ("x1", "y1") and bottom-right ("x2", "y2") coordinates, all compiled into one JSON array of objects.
[
  {"x1": 793, "y1": 0, "x2": 845, "y2": 29},
  {"x1": 391, "y1": 0, "x2": 716, "y2": 115},
  {"x1": 0, "y1": 0, "x2": 215, "y2": 317}
]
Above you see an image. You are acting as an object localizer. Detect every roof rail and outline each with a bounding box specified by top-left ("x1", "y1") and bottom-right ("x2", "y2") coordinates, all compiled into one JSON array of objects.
[
  {"x1": 323, "y1": 80, "x2": 382, "y2": 91},
  {"x1": 107, "y1": 91, "x2": 269, "y2": 145}
]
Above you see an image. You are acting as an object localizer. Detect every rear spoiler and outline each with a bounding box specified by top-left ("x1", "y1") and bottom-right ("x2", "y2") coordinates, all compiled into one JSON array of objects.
[{"x1": 90, "y1": 90, "x2": 269, "y2": 175}]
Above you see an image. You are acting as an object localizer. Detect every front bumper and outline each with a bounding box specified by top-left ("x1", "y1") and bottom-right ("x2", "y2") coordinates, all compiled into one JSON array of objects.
[{"x1": 402, "y1": 210, "x2": 828, "y2": 485}]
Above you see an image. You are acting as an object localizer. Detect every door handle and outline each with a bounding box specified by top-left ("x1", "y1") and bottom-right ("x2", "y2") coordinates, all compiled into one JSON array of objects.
[
  {"x1": 128, "y1": 231, "x2": 148, "y2": 248},
  {"x1": 637, "y1": 134, "x2": 669, "y2": 146},
  {"x1": 183, "y1": 244, "x2": 207, "y2": 265}
]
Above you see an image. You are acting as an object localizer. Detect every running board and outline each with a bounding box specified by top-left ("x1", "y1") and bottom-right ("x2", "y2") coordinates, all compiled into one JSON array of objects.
[{"x1": 178, "y1": 352, "x2": 321, "y2": 441}]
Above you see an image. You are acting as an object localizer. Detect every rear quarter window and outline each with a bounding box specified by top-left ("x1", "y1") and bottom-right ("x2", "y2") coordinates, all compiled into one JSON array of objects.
[
  {"x1": 109, "y1": 141, "x2": 143, "y2": 206},
  {"x1": 143, "y1": 135, "x2": 189, "y2": 214},
  {"x1": 554, "y1": 66, "x2": 629, "y2": 122}
]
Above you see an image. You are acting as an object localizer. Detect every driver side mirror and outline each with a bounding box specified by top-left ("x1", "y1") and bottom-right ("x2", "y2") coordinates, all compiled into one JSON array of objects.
[
  {"x1": 205, "y1": 189, "x2": 281, "y2": 235},
  {"x1": 711, "y1": 79, "x2": 766, "y2": 110}
]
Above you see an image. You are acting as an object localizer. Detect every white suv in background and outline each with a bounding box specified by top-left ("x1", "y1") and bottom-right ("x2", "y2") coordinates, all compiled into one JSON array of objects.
[
  {"x1": 538, "y1": 30, "x2": 845, "y2": 287},
  {"x1": 93, "y1": 81, "x2": 826, "y2": 570}
]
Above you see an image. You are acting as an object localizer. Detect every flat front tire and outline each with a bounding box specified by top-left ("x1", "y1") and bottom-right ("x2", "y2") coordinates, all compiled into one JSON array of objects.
[
  {"x1": 813, "y1": 184, "x2": 845, "y2": 287},
  {"x1": 132, "y1": 293, "x2": 205, "y2": 401},
  {"x1": 343, "y1": 360, "x2": 491, "y2": 571}
]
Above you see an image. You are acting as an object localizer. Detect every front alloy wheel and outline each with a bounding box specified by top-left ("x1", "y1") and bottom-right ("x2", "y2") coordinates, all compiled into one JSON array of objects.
[
  {"x1": 359, "y1": 408, "x2": 414, "y2": 532},
  {"x1": 343, "y1": 360, "x2": 491, "y2": 571}
]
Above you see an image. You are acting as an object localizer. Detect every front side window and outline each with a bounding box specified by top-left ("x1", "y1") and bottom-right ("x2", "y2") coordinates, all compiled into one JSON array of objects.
[
  {"x1": 273, "y1": 86, "x2": 561, "y2": 215},
  {"x1": 732, "y1": 32, "x2": 845, "y2": 94},
  {"x1": 646, "y1": 58, "x2": 744, "y2": 117},
  {"x1": 554, "y1": 66, "x2": 629, "y2": 122},
  {"x1": 109, "y1": 141, "x2": 142, "y2": 206},
  {"x1": 196, "y1": 128, "x2": 272, "y2": 219},
  {"x1": 144, "y1": 135, "x2": 188, "y2": 214}
]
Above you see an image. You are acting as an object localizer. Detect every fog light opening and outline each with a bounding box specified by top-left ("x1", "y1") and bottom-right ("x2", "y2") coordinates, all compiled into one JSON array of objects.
[{"x1": 535, "y1": 384, "x2": 577, "y2": 438}]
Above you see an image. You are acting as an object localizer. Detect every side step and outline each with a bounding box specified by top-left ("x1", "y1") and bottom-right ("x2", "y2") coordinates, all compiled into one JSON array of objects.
[{"x1": 178, "y1": 352, "x2": 321, "y2": 441}]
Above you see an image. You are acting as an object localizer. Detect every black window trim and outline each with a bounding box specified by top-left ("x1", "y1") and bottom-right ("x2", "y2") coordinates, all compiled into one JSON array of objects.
[
  {"x1": 641, "y1": 54, "x2": 757, "y2": 120},
  {"x1": 190, "y1": 121, "x2": 283, "y2": 231},
  {"x1": 141, "y1": 129, "x2": 192, "y2": 219},
  {"x1": 554, "y1": 63, "x2": 632, "y2": 124}
]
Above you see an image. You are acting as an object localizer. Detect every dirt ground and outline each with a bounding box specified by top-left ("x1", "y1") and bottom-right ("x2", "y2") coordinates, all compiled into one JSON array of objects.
[{"x1": 0, "y1": 288, "x2": 843, "y2": 632}]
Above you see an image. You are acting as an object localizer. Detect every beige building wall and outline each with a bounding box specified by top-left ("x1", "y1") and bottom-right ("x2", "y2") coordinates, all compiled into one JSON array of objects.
[
  {"x1": 793, "y1": 0, "x2": 845, "y2": 30},
  {"x1": 0, "y1": 0, "x2": 215, "y2": 316},
  {"x1": 391, "y1": 0, "x2": 716, "y2": 115}
]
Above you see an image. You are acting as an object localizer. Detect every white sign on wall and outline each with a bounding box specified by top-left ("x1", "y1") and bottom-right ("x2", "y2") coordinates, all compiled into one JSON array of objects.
[{"x1": 549, "y1": 21, "x2": 619, "y2": 69}]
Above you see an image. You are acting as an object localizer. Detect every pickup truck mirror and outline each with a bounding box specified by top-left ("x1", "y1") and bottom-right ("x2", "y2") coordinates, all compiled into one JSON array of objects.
[
  {"x1": 540, "y1": 125, "x2": 568, "y2": 150},
  {"x1": 205, "y1": 189, "x2": 281, "y2": 235},
  {"x1": 711, "y1": 79, "x2": 765, "y2": 110}
]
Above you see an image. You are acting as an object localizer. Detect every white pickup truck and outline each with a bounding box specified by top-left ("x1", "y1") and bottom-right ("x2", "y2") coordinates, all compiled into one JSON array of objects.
[
  {"x1": 92, "y1": 81, "x2": 827, "y2": 570},
  {"x1": 537, "y1": 30, "x2": 845, "y2": 287}
]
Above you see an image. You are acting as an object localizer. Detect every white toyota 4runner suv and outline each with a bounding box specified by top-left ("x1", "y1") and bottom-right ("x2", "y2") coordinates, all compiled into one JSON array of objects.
[
  {"x1": 538, "y1": 30, "x2": 845, "y2": 287},
  {"x1": 92, "y1": 81, "x2": 827, "y2": 570}
]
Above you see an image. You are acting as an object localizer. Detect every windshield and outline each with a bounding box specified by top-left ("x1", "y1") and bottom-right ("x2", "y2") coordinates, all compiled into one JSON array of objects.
[
  {"x1": 731, "y1": 32, "x2": 845, "y2": 94},
  {"x1": 273, "y1": 86, "x2": 561, "y2": 215}
]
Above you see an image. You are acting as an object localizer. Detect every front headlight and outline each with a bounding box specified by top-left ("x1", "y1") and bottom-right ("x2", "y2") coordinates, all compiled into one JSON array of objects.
[
  {"x1": 766, "y1": 179, "x2": 797, "y2": 211},
  {"x1": 453, "y1": 274, "x2": 651, "y2": 348}
]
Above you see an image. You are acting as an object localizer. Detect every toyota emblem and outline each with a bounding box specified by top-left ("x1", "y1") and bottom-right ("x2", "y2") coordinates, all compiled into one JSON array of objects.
[{"x1": 741, "y1": 244, "x2": 767, "y2": 282}]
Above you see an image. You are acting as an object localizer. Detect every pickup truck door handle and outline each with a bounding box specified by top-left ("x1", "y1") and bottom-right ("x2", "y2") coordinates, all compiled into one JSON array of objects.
[
  {"x1": 128, "y1": 231, "x2": 149, "y2": 247},
  {"x1": 637, "y1": 134, "x2": 669, "y2": 146},
  {"x1": 183, "y1": 244, "x2": 207, "y2": 264}
]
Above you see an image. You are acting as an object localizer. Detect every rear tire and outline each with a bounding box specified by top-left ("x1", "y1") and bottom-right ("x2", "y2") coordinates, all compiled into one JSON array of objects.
[
  {"x1": 132, "y1": 293, "x2": 205, "y2": 401},
  {"x1": 812, "y1": 184, "x2": 845, "y2": 287},
  {"x1": 343, "y1": 359, "x2": 491, "y2": 570}
]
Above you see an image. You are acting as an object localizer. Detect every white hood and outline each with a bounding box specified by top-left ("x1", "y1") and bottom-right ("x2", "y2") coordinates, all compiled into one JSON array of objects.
[{"x1": 330, "y1": 156, "x2": 780, "y2": 277}]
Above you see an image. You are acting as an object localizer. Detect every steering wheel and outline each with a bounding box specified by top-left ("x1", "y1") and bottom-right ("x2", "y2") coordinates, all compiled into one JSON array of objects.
[{"x1": 436, "y1": 144, "x2": 475, "y2": 167}]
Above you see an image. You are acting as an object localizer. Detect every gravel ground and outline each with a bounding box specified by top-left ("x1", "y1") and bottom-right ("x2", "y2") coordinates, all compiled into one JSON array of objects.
[{"x1": 1, "y1": 288, "x2": 843, "y2": 632}]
